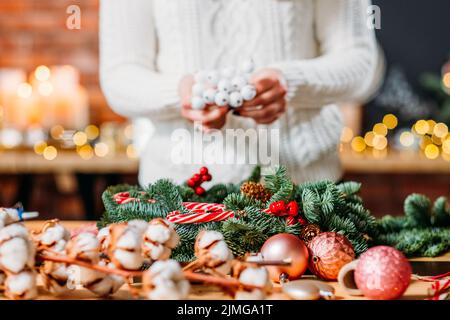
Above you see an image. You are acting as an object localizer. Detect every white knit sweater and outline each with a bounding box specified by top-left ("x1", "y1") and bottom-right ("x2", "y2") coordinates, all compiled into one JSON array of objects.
[{"x1": 99, "y1": 0, "x2": 383, "y2": 186}]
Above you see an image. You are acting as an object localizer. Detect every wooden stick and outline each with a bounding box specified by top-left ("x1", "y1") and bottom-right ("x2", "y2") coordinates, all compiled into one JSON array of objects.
[
  {"x1": 183, "y1": 271, "x2": 267, "y2": 292},
  {"x1": 39, "y1": 254, "x2": 143, "y2": 278}
]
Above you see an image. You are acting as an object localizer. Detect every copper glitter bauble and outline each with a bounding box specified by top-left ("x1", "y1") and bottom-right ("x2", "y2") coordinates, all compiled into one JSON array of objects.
[
  {"x1": 355, "y1": 246, "x2": 411, "y2": 300},
  {"x1": 308, "y1": 232, "x2": 355, "y2": 281},
  {"x1": 299, "y1": 224, "x2": 321, "y2": 245},
  {"x1": 260, "y1": 234, "x2": 309, "y2": 282}
]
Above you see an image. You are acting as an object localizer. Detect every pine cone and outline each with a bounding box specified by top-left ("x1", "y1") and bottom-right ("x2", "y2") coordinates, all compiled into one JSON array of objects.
[
  {"x1": 240, "y1": 181, "x2": 272, "y2": 203},
  {"x1": 299, "y1": 224, "x2": 321, "y2": 245}
]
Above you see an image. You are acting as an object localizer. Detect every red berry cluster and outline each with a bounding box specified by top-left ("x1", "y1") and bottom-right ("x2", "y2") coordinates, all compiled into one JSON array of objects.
[
  {"x1": 187, "y1": 167, "x2": 212, "y2": 196},
  {"x1": 267, "y1": 200, "x2": 306, "y2": 226}
]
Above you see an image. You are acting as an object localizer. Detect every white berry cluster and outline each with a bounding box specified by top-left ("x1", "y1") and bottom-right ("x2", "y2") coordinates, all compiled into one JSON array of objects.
[{"x1": 191, "y1": 59, "x2": 257, "y2": 110}]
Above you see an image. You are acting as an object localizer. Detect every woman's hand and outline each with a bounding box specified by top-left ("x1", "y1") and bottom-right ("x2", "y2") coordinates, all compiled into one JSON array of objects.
[
  {"x1": 179, "y1": 74, "x2": 229, "y2": 131},
  {"x1": 237, "y1": 68, "x2": 287, "y2": 124}
]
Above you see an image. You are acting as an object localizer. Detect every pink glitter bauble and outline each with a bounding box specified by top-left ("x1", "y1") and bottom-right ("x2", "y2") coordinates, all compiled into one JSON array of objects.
[{"x1": 355, "y1": 246, "x2": 411, "y2": 300}]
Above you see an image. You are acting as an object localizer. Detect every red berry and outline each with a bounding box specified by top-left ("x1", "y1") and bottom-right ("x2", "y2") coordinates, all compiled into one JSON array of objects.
[
  {"x1": 269, "y1": 200, "x2": 287, "y2": 216},
  {"x1": 297, "y1": 217, "x2": 307, "y2": 226},
  {"x1": 192, "y1": 174, "x2": 201, "y2": 182},
  {"x1": 199, "y1": 167, "x2": 209, "y2": 175},
  {"x1": 287, "y1": 201, "x2": 299, "y2": 217},
  {"x1": 187, "y1": 179, "x2": 196, "y2": 188},
  {"x1": 285, "y1": 216, "x2": 297, "y2": 226},
  {"x1": 202, "y1": 174, "x2": 212, "y2": 182},
  {"x1": 195, "y1": 186, "x2": 205, "y2": 196}
]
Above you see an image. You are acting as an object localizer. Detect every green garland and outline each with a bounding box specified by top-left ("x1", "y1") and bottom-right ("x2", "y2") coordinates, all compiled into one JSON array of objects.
[{"x1": 99, "y1": 166, "x2": 450, "y2": 261}]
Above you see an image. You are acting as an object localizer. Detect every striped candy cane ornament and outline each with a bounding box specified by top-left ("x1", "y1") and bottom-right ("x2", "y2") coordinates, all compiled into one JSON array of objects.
[{"x1": 166, "y1": 202, "x2": 235, "y2": 224}]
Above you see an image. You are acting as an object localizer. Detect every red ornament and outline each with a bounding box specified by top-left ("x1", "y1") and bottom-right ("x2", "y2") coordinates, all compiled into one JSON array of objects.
[
  {"x1": 199, "y1": 167, "x2": 209, "y2": 175},
  {"x1": 195, "y1": 186, "x2": 205, "y2": 196},
  {"x1": 286, "y1": 201, "x2": 299, "y2": 217},
  {"x1": 308, "y1": 232, "x2": 355, "y2": 281},
  {"x1": 355, "y1": 246, "x2": 411, "y2": 300},
  {"x1": 260, "y1": 234, "x2": 309, "y2": 282},
  {"x1": 202, "y1": 174, "x2": 212, "y2": 182},
  {"x1": 187, "y1": 179, "x2": 196, "y2": 187}
]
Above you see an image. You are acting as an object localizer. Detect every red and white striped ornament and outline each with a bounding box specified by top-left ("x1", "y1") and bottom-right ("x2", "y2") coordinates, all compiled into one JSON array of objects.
[
  {"x1": 166, "y1": 202, "x2": 234, "y2": 224},
  {"x1": 113, "y1": 192, "x2": 156, "y2": 205}
]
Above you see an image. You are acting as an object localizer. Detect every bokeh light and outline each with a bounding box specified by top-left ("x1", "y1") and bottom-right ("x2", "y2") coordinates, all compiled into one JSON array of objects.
[
  {"x1": 426, "y1": 120, "x2": 436, "y2": 135},
  {"x1": 126, "y1": 145, "x2": 138, "y2": 159},
  {"x1": 351, "y1": 136, "x2": 366, "y2": 153},
  {"x1": 382, "y1": 114, "x2": 398, "y2": 130},
  {"x1": 43, "y1": 146, "x2": 57, "y2": 160},
  {"x1": 94, "y1": 142, "x2": 109, "y2": 157},
  {"x1": 373, "y1": 123, "x2": 388, "y2": 136},
  {"x1": 420, "y1": 135, "x2": 432, "y2": 150},
  {"x1": 373, "y1": 135, "x2": 388, "y2": 150},
  {"x1": 73, "y1": 132, "x2": 88, "y2": 146},
  {"x1": 85, "y1": 125, "x2": 100, "y2": 140},
  {"x1": 442, "y1": 139, "x2": 450, "y2": 154},
  {"x1": 17, "y1": 83, "x2": 32, "y2": 98},
  {"x1": 443, "y1": 73, "x2": 450, "y2": 88},
  {"x1": 364, "y1": 131, "x2": 375, "y2": 147},
  {"x1": 34, "y1": 65, "x2": 51, "y2": 82},
  {"x1": 414, "y1": 120, "x2": 429, "y2": 135},
  {"x1": 399, "y1": 131, "x2": 415, "y2": 147},
  {"x1": 38, "y1": 82, "x2": 53, "y2": 97},
  {"x1": 424, "y1": 144, "x2": 439, "y2": 159},
  {"x1": 78, "y1": 144, "x2": 94, "y2": 160},
  {"x1": 33, "y1": 141, "x2": 47, "y2": 155},
  {"x1": 433, "y1": 123, "x2": 448, "y2": 138},
  {"x1": 50, "y1": 125, "x2": 64, "y2": 140}
]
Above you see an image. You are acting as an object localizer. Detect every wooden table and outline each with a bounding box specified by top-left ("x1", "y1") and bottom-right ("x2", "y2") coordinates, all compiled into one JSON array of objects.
[{"x1": 18, "y1": 220, "x2": 450, "y2": 300}]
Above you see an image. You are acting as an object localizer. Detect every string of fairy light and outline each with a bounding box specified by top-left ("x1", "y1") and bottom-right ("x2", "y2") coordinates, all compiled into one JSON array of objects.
[
  {"x1": 33, "y1": 123, "x2": 138, "y2": 161},
  {"x1": 341, "y1": 114, "x2": 450, "y2": 161}
]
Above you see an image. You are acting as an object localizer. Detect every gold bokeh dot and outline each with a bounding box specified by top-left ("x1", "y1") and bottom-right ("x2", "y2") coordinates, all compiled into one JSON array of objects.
[
  {"x1": 433, "y1": 123, "x2": 448, "y2": 138},
  {"x1": 373, "y1": 135, "x2": 388, "y2": 150},
  {"x1": 50, "y1": 125, "x2": 64, "y2": 140},
  {"x1": 443, "y1": 73, "x2": 450, "y2": 88},
  {"x1": 351, "y1": 136, "x2": 366, "y2": 153},
  {"x1": 414, "y1": 120, "x2": 429, "y2": 135},
  {"x1": 373, "y1": 123, "x2": 388, "y2": 136},
  {"x1": 85, "y1": 125, "x2": 100, "y2": 140},
  {"x1": 364, "y1": 131, "x2": 375, "y2": 147},
  {"x1": 382, "y1": 114, "x2": 398, "y2": 130},
  {"x1": 424, "y1": 144, "x2": 439, "y2": 160},
  {"x1": 43, "y1": 146, "x2": 57, "y2": 160},
  {"x1": 34, "y1": 65, "x2": 51, "y2": 81},
  {"x1": 34, "y1": 141, "x2": 47, "y2": 155},
  {"x1": 426, "y1": 120, "x2": 436, "y2": 135},
  {"x1": 78, "y1": 144, "x2": 94, "y2": 160},
  {"x1": 442, "y1": 139, "x2": 450, "y2": 154},
  {"x1": 420, "y1": 135, "x2": 432, "y2": 150},
  {"x1": 126, "y1": 145, "x2": 138, "y2": 159},
  {"x1": 73, "y1": 132, "x2": 88, "y2": 146}
]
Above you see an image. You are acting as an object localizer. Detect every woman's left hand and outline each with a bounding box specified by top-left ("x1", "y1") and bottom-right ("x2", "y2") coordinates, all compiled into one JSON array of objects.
[{"x1": 237, "y1": 68, "x2": 287, "y2": 124}]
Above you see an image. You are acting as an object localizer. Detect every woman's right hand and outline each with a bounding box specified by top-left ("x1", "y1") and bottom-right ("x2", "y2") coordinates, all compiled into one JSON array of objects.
[{"x1": 179, "y1": 74, "x2": 229, "y2": 131}]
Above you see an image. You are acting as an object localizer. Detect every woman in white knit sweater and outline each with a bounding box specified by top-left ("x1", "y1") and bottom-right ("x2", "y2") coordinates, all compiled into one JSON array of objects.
[{"x1": 99, "y1": 0, "x2": 384, "y2": 186}]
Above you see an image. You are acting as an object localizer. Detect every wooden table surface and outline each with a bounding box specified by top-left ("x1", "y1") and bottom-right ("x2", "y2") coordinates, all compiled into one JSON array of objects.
[
  {"x1": 1, "y1": 149, "x2": 449, "y2": 174},
  {"x1": 17, "y1": 220, "x2": 450, "y2": 300}
]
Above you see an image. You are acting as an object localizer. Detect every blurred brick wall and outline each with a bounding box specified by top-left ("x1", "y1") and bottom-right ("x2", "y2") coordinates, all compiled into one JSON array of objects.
[{"x1": 0, "y1": 0, "x2": 124, "y2": 124}]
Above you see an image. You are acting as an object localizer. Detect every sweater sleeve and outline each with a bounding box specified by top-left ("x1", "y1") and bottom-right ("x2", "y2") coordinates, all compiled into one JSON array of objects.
[
  {"x1": 99, "y1": 0, "x2": 182, "y2": 119},
  {"x1": 271, "y1": 0, "x2": 382, "y2": 109}
]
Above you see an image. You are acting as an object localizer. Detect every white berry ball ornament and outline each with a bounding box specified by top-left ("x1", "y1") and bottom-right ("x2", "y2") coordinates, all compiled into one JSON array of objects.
[
  {"x1": 191, "y1": 97, "x2": 205, "y2": 110},
  {"x1": 241, "y1": 59, "x2": 255, "y2": 74},
  {"x1": 217, "y1": 79, "x2": 232, "y2": 93},
  {"x1": 206, "y1": 71, "x2": 220, "y2": 85},
  {"x1": 192, "y1": 83, "x2": 205, "y2": 97},
  {"x1": 229, "y1": 92, "x2": 244, "y2": 108},
  {"x1": 241, "y1": 85, "x2": 257, "y2": 101},
  {"x1": 203, "y1": 88, "x2": 217, "y2": 104},
  {"x1": 194, "y1": 71, "x2": 208, "y2": 84},
  {"x1": 231, "y1": 76, "x2": 248, "y2": 91},
  {"x1": 214, "y1": 91, "x2": 229, "y2": 107}
]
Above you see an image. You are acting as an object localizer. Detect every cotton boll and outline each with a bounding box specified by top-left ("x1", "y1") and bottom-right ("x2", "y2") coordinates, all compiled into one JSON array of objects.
[
  {"x1": 86, "y1": 263, "x2": 124, "y2": 297},
  {"x1": 116, "y1": 229, "x2": 141, "y2": 249},
  {"x1": 67, "y1": 232, "x2": 100, "y2": 262},
  {"x1": 40, "y1": 224, "x2": 70, "y2": 249},
  {"x1": 0, "y1": 223, "x2": 29, "y2": 242},
  {"x1": 229, "y1": 92, "x2": 244, "y2": 108},
  {"x1": 5, "y1": 271, "x2": 37, "y2": 300},
  {"x1": 231, "y1": 76, "x2": 248, "y2": 91},
  {"x1": 143, "y1": 242, "x2": 171, "y2": 261},
  {"x1": 97, "y1": 226, "x2": 111, "y2": 252},
  {"x1": 240, "y1": 59, "x2": 255, "y2": 74},
  {"x1": 191, "y1": 96, "x2": 206, "y2": 110},
  {"x1": 214, "y1": 91, "x2": 230, "y2": 107},
  {"x1": 239, "y1": 267, "x2": 271, "y2": 288},
  {"x1": 145, "y1": 224, "x2": 171, "y2": 244},
  {"x1": 40, "y1": 262, "x2": 71, "y2": 296},
  {"x1": 202, "y1": 88, "x2": 217, "y2": 104},
  {"x1": 127, "y1": 219, "x2": 148, "y2": 235},
  {"x1": 165, "y1": 231, "x2": 180, "y2": 249},
  {"x1": 209, "y1": 240, "x2": 232, "y2": 262},
  {"x1": 113, "y1": 248, "x2": 144, "y2": 270},
  {"x1": 241, "y1": 85, "x2": 257, "y2": 101},
  {"x1": 0, "y1": 238, "x2": 32, "y2": 273},
  {"x1": 192, "y1": 83, "x2": 205, "y2": 97},
  {"x1": 196, "y1": 230, "x2": 224, "y2": 249}
]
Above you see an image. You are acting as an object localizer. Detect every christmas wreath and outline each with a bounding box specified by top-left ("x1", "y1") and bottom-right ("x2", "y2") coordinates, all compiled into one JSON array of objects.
[{"x1": 100, "y1": 166, "x2": 450, "y2": 261}]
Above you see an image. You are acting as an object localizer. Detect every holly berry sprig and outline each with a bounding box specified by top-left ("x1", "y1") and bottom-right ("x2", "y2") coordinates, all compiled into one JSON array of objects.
[
  {"x1": 266, "y1": 200, "x2": 306, "y2": 226},
  {"x1": 187, "y1": 167, "x2": 212, "y2": 196}
]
